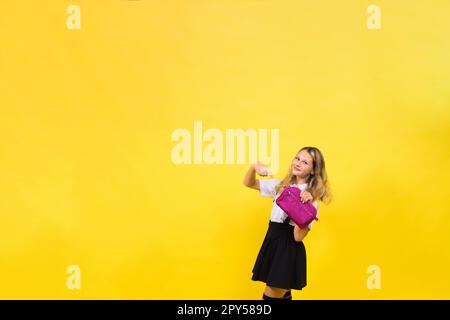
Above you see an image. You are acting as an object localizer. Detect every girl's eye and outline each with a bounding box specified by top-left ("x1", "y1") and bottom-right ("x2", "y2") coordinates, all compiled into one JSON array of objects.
[{"x1": 295, "y1": 157, "x2": 307, "y2": 165}]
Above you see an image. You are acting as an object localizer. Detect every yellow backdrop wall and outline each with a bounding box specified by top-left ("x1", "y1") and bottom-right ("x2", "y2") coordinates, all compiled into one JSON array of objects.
[{"x1": 1, "y1": 0, "x2": 449, "y2": 299}]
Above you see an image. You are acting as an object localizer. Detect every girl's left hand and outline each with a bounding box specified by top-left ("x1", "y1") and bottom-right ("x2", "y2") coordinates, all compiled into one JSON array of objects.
[{"x1": 300, "y1": 191, "x2": 313, "y2": 203}]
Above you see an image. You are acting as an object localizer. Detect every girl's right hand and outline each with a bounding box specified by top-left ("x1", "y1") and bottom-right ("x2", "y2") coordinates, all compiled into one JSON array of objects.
[{"x1": 252, "y1": 161, "x2": 273, "y2": 177}]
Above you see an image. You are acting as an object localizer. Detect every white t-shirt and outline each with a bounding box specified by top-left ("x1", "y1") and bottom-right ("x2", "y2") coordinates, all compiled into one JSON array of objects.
[{"x1": 259, "y1": 179, "x2": 319, "y2": 230}]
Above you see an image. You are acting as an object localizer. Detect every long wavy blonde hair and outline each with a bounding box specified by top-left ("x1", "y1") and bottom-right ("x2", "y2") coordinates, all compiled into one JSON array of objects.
[{"x1": 274, "y1": 146, "x2": 332, "y2": 204}]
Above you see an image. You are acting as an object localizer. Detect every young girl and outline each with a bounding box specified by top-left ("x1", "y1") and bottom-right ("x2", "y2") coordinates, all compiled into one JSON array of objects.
[{"x1": 243, "y1": 146, "x2": 332, "y2": 300}]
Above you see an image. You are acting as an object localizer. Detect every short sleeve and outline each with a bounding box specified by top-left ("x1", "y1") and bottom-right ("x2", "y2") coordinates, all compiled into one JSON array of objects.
[
  {"x1": 308, "y1": 201, "x2": 319, "y2": 230},
  {"x1": 259, "y1": 179, "x2": 281, "y2": 199}
]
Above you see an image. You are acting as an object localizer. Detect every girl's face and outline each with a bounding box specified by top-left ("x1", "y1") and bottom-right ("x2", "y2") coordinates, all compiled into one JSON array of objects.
[{"x1": 291, "y1": 150, "x2": 314, "y2": 178}]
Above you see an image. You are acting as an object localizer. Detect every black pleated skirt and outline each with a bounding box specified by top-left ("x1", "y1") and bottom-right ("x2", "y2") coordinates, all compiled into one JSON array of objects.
[{"x1": 251, "y1": 219, "x2": 307, "y2": 290}]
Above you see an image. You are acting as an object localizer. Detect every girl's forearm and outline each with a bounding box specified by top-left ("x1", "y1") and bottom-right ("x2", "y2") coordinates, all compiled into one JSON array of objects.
[
  {"x1": 294, "y1": 225, "x2": 309, "y2": 242},
  {"x1": 243, "y1": 164, "x2": 257, "y2": 187}
]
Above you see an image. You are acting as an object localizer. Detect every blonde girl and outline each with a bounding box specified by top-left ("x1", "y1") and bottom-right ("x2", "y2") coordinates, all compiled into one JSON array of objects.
[{"x1": 243, "y1": 146, "x2": 332, "y2": 300}]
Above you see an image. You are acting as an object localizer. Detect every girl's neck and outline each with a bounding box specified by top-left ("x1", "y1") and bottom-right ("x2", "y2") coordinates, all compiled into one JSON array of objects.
[{"x1": 295, "y1": 177, "x2": 308, "y2": 185}]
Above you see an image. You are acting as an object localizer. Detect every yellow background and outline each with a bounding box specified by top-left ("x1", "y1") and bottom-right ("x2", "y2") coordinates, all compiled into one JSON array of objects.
[{"x1": 1, "y1": 0, "x2": 449, "y2": 299}]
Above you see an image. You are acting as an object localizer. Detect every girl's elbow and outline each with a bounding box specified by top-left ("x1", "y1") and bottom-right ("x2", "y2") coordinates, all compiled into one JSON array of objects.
[
  {"x1": 293, "y1": 228, "x2": 309, "y2": 242},
  {"x1": 293, "y1": 232, "x2": 304, "y2": 242}
]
